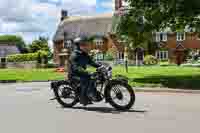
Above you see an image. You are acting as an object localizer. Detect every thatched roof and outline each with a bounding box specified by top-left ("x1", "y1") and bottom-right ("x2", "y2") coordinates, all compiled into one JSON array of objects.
[
  {"x1": 0, "y1": 44, "x2": 20, "y2": 57},
  {"x1": 53, "y1": 13, "x2": 113, "y2": 42}
]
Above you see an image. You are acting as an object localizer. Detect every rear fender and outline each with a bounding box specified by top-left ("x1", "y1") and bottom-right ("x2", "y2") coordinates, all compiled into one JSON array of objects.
[{"x1": 50, "y1": 80, "x2": 70, "y2": 90}]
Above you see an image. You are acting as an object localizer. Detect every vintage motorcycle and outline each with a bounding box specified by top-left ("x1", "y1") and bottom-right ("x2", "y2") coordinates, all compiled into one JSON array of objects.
[{"x1": 51, "y1": 63, "x2": 135, "y2": 110}]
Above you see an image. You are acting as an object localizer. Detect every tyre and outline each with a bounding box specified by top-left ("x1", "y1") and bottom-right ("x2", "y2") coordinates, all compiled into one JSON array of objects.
[
  {"x1": 53, "y1": 81, "x2": 79, "y2": 108},
  {"x1": 105, "y1": 80, "x2": 135, "y2": 110}
]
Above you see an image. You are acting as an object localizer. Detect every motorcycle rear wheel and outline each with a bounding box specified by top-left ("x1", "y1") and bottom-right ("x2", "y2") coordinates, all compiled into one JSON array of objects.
[{"x1": 53, "y1": 81, "x2": 79, "y2": 108}]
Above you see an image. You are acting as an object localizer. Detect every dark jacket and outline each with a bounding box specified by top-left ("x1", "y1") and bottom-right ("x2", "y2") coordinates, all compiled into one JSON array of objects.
[{"x1": 69, "y1": 46, "x2": 100, "y2": 78}]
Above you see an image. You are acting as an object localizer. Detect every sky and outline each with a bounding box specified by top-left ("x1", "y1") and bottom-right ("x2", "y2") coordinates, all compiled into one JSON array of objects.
[{"x1": 0, "y1": 0, "x2": 114, "y2": 47}]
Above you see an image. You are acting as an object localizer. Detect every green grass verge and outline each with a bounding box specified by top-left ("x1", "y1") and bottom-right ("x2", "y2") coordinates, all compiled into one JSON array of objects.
[
  {"x1": 0, "y1": 69, "x2": 64, "y2": 81},
  {"x1": 112, "y1": 66, "x2": 200, "y2": 90},
  {"x1": 0, "y1": 66, "x2": 200, "y2": 89}
]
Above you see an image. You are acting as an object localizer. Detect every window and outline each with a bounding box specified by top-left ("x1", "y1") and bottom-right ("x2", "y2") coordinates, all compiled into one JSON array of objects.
[
  {"x1": 155, "y1": 51, "x2": 169, "y2": 60},
  {"x1": 64, "y1": 40, "x2": 72, "y2": 48},
  {"x1": 95, "y1": 39, "x2": 103, "y2": 46},
  {"x1": 117, "y1": 52, "x2": 124, "y2": 60},
  {"x1": 177, "y1": 32, "x2": 185, "y2": 41},
  {"x1": 156, "y1": 32, "x2": 167, "y2": 42},
  {"x1": 95, "y1": 53, "x2": 104, "y2": 61},
  {"x1": 197, "y1": 34, "x2": 200, "y2": 40},
  {"x1": 155, "y1": 32, "x2": 160, "y2": 42},
  {"x1": 1, "y1": 58, "x2": 6, "y2": 63}
]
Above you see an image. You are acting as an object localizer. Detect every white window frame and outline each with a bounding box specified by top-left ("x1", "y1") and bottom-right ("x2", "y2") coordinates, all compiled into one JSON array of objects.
[
  {"x1": 117, "y1": 52, "x2": 124, "y2": 60},
  {"x1": 161, "y1": 32, "x2": 167, "y2": 42},
  {"x1": 95, "y1": 39, "x2": 103, "y2": 46},
  {"x1": 95, "y1": 52, "x2": 104, "y2": 61},
  {"x1": 155, "y1": 32, "x2": 167, "y2": 42},
  {"x1": 155, "y1": 32, "x2": 160, "y2": 42},
  {"x1": 177, "y1": 32, "x2": 186, "y2": 41},
  {"x1": 197, "y1": 35, "x2": 200, "y2": 40},
  {"x1": 155, "y1": 50, "x2": 169, "y2": 60}
]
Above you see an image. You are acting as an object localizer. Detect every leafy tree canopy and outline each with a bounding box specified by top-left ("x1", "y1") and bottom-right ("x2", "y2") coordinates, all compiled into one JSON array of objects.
[
  {"x1": 0, "y1": 35, "x2": 28, "y2": 53},
  {"x1": 29, "y1": 36, "x2": 53, "y2": 61},
  {"x1": 29, "y1": 36, "x2": 50, "y2": 53},
  {"x1": 122, "y1": 0, "x2": 200, "y2": 32},
  {"x1": 114, "y1": 0, "x2": 200, "y2": 48}
]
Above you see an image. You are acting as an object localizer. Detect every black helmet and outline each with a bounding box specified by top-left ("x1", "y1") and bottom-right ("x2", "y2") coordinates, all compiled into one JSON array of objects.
[{"x1": 73, "y1": 36, "x2": 88, "y2": 46}]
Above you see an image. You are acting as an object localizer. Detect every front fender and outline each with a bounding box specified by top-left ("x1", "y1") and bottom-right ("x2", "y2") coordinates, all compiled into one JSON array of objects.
[
  {"x1": 115, "y1": 75, "x2": 129, "y2": 84},
  {"x1": 105, "y1": 79, "x2": 128, "y2": 90}
]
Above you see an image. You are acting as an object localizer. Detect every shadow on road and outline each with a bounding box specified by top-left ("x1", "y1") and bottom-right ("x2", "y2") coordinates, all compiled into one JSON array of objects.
[{"x1": 69, "y1": 106, "x2": 147, "y2": 114}]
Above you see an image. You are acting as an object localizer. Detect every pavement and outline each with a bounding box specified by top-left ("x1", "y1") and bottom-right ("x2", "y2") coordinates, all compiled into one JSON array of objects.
[{"x1": 0, "y1": 82, "x2": 200, "y2": 133}]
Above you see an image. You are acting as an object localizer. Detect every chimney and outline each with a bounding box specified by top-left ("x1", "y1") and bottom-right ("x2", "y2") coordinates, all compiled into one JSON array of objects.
[
  {"x1": 61, "y1": 10, "x2": 68, "y2": 21},
  {"x1": 115, "y1": 0, "x2": 122, "y2": 11}
]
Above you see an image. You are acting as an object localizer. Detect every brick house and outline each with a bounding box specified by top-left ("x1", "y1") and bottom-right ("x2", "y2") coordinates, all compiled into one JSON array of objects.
[{"x1": 154, "y1": 32, "x2": 200, "y2": 64}]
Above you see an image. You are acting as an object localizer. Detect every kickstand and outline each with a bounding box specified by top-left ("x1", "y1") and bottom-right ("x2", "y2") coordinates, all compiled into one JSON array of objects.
[{"x1": 50, "y1": 97, "x2": 57, "y2": 100}]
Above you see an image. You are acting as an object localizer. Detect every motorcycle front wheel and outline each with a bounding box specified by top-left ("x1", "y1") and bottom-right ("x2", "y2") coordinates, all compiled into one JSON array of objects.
[
  {"x1": 53, "y1": 81, "x2": 79, "y2": 108},
  {"x1": 105, "y1": 80, "x2": 135, "y2": 110}
]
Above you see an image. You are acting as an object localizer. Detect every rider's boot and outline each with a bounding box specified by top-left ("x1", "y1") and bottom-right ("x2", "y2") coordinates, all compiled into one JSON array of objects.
[
  {"x1": 88, "y1": 91, "x2": 102, "y2": 102},
  {"x1": 80, "y1": 96, "x2": 93, "y2": 106}
]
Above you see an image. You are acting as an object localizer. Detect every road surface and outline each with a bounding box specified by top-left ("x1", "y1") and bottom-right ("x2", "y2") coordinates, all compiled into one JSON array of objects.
[{"x1": 0, "y1": 82, "x2": 200, "y2": 133}]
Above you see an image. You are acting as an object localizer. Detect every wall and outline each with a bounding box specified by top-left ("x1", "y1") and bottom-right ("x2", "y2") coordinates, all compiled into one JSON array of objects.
[
  {"x1": 166, "y1": 33, "x2": 200, "y2": 49},
  {"x1": 6, "y1": 61, "x2": 37, "y2": 69},
  {"x1": 53, "y1": 36, "x2": 123, "y2": 66},
  {"x1": 53, "y1": 40, "x2": 64, "y2": 65}
]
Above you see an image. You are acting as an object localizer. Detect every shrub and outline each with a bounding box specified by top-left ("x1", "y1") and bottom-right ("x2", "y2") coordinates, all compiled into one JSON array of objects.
[
  {"x1": 46, "y1": 63, "x2": 56, "y2": 68},
  {"x1": 7, "y1": 53, "x2": 38, "y2": 62},
  {"x1": 104, "y1": 52, "x2": 114, "y2": 61},
  {"x1": 7, "y1": 50, "x2": 48, "y2": 63},
  {"x1": 37, "y1": 50, "x2": 48, "y2": 64},
  {"x1": 144, "y1": 55, "x2": 158, "y2": 65},
  {"x1": 89, "y1": 49, "x2": 100, "y2": 57}
]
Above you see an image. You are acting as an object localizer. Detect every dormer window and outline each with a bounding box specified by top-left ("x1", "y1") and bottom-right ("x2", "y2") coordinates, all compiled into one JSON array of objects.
[{"x1": 177, "y1": 32, "x2": 185, "y2": 41}]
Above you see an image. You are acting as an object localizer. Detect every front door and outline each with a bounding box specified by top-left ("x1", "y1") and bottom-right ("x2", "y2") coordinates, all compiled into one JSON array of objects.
[
  {"x1": 135, "y1": 48, "x2": 144, "y2": 66},
  {"x1": 175, "y1": 50, "x2": 185, "y2": 66}
]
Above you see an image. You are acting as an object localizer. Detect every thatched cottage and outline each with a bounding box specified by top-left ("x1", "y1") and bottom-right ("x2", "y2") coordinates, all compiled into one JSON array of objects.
[{"x1": 53, "y1": 12, "x2": 125, "y2": 66}]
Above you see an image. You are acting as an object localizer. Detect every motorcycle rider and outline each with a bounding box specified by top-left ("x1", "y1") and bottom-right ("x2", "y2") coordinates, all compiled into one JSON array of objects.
[{"x1": 68, "y1": 36, "x2": 102, "y2": 105}]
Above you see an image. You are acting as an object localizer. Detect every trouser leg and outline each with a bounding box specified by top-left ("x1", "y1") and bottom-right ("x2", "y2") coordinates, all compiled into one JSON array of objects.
[
  {"x1": 87, "y1": 79, "x2": 97, "y2": 96},
  {"x1": 80, "y1": 76, "x2": 90, "y2": 104}
]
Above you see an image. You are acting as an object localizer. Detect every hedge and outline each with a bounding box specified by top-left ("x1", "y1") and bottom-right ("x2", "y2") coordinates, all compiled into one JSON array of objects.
[
  {"x1": 7, "y1": 51, "x2": 48, "y2": 63},
  {"x1": 104, "y1": 52, "x2": 114, "y2": 61}
]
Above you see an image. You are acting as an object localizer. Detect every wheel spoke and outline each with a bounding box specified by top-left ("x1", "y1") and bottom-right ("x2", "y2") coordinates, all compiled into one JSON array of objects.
[
  {"x1": 110, "y1": 84, "x2": 131, "y2": 107},
  {"x1": 57, "y1": 85, "x2": 76, "y2": 104}
]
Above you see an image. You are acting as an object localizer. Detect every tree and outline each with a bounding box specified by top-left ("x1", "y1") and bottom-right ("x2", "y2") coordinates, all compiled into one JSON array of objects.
[
  {"x1": 29, "y1": 36, "x2": 53, "y2": 63},
  {"x1": 0, "y1": 35, "x2": 28, "y2": 53},
  {"x1": 116, "y1": 0, "x2": 200, "y2": 34},
  {"x1": 29, "y1": 36, "x2": 50, "y2": 53},
  {"x1": 113, "y1": 0, "x2": 200, "y2": 56}
]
